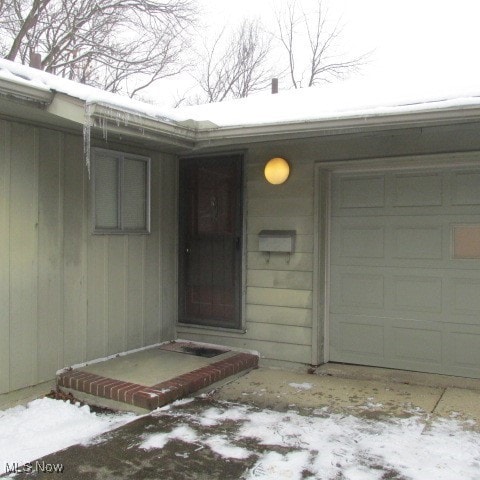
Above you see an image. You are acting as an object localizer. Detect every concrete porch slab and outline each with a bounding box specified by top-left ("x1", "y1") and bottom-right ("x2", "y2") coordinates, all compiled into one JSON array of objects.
[
  {"x1": 212, "y1": 367, "x2": 442, "y2": 418},
  {"x1": 434, "y1": 388, "x2": 480, "y2": 422},
  {"x1": 57, "y1": 342, "x2": 258, "y2": 412}
]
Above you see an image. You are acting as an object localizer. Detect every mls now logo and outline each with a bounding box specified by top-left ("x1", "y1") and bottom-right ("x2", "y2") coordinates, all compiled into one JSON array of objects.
[{"x1": 5, "y1": 461, "x2": 65, "y2": 474}]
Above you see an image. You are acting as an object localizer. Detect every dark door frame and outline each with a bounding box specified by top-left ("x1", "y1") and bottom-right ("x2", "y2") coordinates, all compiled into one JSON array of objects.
[{"x1": 178, "y1": 153, "x2": 244, "y2": 330}]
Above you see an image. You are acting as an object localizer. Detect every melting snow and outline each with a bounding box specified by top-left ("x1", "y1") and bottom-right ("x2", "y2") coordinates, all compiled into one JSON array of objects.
[
  {"x1": 140, "y1": 425, "x2": 198, "y2": 450},
  {"x1": 149, "y1": 402, "x2": 480, "y2": 480},
  {"x1": 288, "y1": 382, "x2": 313, "y2": 391},
  {"x1": 1, "y1": 396, "x2": 479, "y2": 479},
  {"x1": 203, "y1": 435, "x2": 251, "y2": 460}
]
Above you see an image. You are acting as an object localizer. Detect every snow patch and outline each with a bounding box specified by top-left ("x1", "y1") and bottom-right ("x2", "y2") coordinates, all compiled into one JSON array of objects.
[
  {"x1": 203, "y1": 435, "x2": 251, "y2": 459},
  {"x1": 247, "y1": 451, "x2": 311, "y2": 480},
  {"x1": 288, "y1": 382, "x2": 313, "y2": 391},
  {"x1": 140, "y1": 425, "x2": 198, "y2": 450},
  {"x1": 0, "y1": 397, "x2": 135, "y2": 472},
  {"x1": 198, "y1": 405, "x2": 249, "y2": 426}
]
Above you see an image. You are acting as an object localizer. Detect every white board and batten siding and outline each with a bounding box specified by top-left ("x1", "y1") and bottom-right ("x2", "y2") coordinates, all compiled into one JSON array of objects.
[
  {"x1": 0, "y1": 118, "x2": 177, "y2": 394},
  {"x1": 177, "y1": 147, "x2": 316, "y2": 367}
]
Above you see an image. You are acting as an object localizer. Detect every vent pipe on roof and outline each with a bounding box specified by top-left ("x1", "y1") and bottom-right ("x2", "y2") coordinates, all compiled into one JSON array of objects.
[
  {"x1": 271, "y1": 78, "x2": 278, "y2": 94},
  {"x1": 30, "y1": 52, "x2": 42, "y2": 70}
]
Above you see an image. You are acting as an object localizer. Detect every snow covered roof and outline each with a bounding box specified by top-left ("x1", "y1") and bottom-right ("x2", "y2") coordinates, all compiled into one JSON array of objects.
[
  {"x1": 178, "y1": 81, "x2": 480, "y2": 128},
  {"x1": 0, "y1": 58, "x2": 181, "y2": 124},
  {"x1": 2, "y1": 58, "x2": 480, "y2": 137}
]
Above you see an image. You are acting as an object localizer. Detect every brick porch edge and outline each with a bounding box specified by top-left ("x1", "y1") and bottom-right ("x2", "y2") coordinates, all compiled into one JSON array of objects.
[{"x1": 57, "y1": 353, "x2": 258, "y2": 410}]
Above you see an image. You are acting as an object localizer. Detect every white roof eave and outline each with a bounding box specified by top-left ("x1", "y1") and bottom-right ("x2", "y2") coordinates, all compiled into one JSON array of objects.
[
  {"x1": 2, "y1": 66, "x2": 480, "y2": 151},
  {"x1": 193, "y1": 103, "x2": 480, "y2": 148},
  {"x1": 85, "y1": 102, "x2": 198, "y2": 149},
  {"x1": 0, "y1": 76, "x2": 53, "y2": 106}
]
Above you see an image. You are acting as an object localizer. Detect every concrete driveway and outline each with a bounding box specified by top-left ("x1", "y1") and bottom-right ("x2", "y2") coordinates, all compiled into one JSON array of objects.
[
  {"x1": 4, "y1": 366, "x2": 480, "y2": 479},
  {"x1": 212, "y1": 365, "x2": 480, "y2": 426}
]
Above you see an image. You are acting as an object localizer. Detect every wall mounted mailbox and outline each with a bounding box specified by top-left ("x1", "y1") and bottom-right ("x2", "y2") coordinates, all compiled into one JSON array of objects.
[{"x1": 258, "y1": 230, "x2": 296, "y2": 253}]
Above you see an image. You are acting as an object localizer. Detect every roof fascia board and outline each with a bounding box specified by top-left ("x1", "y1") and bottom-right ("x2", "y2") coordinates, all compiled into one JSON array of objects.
[
  {"x1": 0, "y1": 77, "x2": 52, "y2": 105},
  {"x1": 193, "y1": 105, "x2": 480, "y2": 148},
  {"x1": 88, "y1": 102, "x2": 197, "y2": 149},
  {"x1": 47, "y1": 92, "x2": 85, "y2": 123}
]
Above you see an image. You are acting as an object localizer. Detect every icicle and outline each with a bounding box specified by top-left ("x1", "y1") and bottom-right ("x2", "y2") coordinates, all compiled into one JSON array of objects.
[
  {"x1": 101, "y1": 115, "x2": 108, "y2": 141},
  {"x1": 83, "y1": 103, "x2": 93, "y2": 179}
]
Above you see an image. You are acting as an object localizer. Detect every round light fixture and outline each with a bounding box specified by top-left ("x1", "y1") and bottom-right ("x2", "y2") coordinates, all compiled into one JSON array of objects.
[{"x1": 264, "y1": 157, "x2": 290, "y2": 185}]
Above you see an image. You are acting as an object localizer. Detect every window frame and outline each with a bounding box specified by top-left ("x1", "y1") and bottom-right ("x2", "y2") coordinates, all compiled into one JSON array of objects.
[{"x1": 91, "y1": 147, "x2": 151, "y2": 235}]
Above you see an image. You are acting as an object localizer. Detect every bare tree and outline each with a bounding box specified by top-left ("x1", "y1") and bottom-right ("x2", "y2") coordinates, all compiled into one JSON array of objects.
[
  {"x1": 195, "y1": 19, "x2": 271, "y2": 103},
  {"x1": 1, "y1": 0, "x2": 196, "y2": 98},
  {"x1": 276, "y1": 0, "x2": 366, "y2": 88}
]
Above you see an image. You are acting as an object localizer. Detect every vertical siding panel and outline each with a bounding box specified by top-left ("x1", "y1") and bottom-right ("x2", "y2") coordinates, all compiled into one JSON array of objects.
[
  {"x1": 126, "y1": 235, "x2": 145, "y2": 350},
  {"x1": 144, "y1": 156, "x2": 161, "y2": 344},
  {"x1": 63, "y1": 134, "x2": 87, "y2": 366},
  {"x1": 37, "y1": 129, "x2": 63, "y2": 381},
  {"x1": 107, "y1": 236, "x2": 127, "y2": 355},
  {"x1": 9, "y1": 123, "x2": 38, "y2": 390},
  {"x1": 0, "y1": 120, "x2": 11, "y2": 393},
  {"x1": 160, "y1": 154, "x2": 177, "y2": 340},
  {"x1": 86, "y1": 235, "x2": 108, "y2": 359},
  {"x1": 57, "y1": 133, "x2": 65, "y2": 370}
]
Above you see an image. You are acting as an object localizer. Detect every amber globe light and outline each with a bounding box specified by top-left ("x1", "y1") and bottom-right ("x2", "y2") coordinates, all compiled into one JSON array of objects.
[{"x1": 264, "y1": 157, "x2": 290, "y2": 185}]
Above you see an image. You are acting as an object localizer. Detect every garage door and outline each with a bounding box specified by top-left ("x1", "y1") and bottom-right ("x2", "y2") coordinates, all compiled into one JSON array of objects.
[{"x1": 329, "y1": 167, "x2": 480, "y2": 378}]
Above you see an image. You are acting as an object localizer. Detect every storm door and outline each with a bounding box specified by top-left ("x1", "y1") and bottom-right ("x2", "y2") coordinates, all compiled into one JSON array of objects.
[{"x1": 179, "y1": 155, "x2": 243, "y2": 328}]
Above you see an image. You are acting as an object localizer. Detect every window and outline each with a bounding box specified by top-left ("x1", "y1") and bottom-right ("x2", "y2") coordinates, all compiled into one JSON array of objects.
[{"x1": 92, "y1": 148, "x2": 150, "y2": 234}]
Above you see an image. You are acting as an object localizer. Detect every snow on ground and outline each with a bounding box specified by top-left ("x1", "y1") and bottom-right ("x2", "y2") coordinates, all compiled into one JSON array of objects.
[
  {"x1": 150, "y1": 401, "x2": 480, "y2": 480},
  {"x1": 288, "y1": 382, "x2": 313, "y2": 391},
  {"x1": 0, "y1": 397, "x2": 136, "y2": 473},
  {"x1": 1, "y1": 396, "x2": 479, "y2": 479},
  {"x1": 140, "y1": 425, "x2": 198, "y2": 450}
]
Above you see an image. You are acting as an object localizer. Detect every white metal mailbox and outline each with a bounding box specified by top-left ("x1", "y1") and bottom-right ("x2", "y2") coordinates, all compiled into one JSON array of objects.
[{"x1": 258, "y1": 230, "x2": 296, "y2": 253}]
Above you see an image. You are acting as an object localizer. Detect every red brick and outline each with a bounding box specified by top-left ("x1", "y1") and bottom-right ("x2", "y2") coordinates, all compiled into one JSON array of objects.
[
  {"x1": 87, "y1": 376, "x2": 108, "y2": 395},
  {"x1": 156, "y1": 389, "x2": 179, "y2": 406},
  {"x1": 117, "y1": 382, "x2": 140, "y2": 403},
  {"x1": 103, "y1": 380, "x2": 120, "y2": 398},
  {"x1": 74, "y1": 373, "x2": 95, "y2": 390},
  {"x1": 56, "y1": 374, "x2": 68, "y2": 388},
  {"x1": 132, "y1": 391, "x2": 159, "y2": 410},
  {"x1": 91, "y1": 378, "x2": 115, "y2": 397},
  {"x1": 189, "y1": 376, "x2": 208, "y2": 391},
  {"x1": 76, "y1": 373, "x2": 99, "y2": 392},
  {"x1": 125, "y1": 385, "x2": 146, "y2": 404},
  {"x1": 110, "y1": 382, "x2": 133, "y2": 402}
]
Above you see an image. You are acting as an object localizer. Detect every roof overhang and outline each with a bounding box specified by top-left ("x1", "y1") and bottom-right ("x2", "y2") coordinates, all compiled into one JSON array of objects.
[
  {"x1": 192, "y1": 104, "x2": 480, "y2": 149},
  {"x1": 2, "y1": 72, "x2": 480, "y2": 154}
]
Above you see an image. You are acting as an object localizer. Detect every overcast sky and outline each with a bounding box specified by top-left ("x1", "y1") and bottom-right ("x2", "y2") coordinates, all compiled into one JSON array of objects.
[
  {"x1": 158, "y1": 0, "x2": 480, "y2": 105},
  {"x1": 211, "y1": 0, "x2": 480, "y2": 87}
]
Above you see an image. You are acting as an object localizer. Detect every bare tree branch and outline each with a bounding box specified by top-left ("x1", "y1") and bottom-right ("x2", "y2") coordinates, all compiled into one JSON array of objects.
[
  {"x1": 275, "y1": 0, "x2": 368, "y2": 89},
  {"x1": 1, "y1": 0, "x2": 196, "y2": 98},
  {"x1": 194, "y1": 19, "x2": 272, "y2": 103},
  {"x1": 6, "y1": 0, "x2": 51, "y2": 61}
]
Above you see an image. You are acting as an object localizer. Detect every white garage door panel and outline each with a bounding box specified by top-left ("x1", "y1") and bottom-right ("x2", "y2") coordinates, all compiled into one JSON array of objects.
[{"x1": 329, "y1": 167, "x2": 480, "y2": 378}]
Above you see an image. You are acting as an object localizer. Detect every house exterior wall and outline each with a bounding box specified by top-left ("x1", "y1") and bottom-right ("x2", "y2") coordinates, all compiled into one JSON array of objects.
[
  {"x1": 0, "y1": 118, "x2": 177, "y2": 394},
  {"x1": 178, "y1": 121, "x2": 480, "y2": 369}
]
